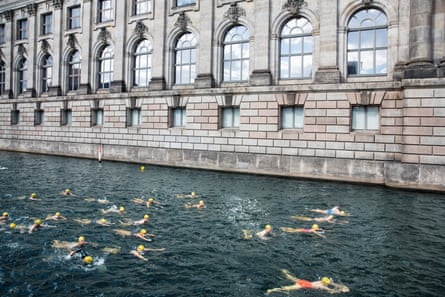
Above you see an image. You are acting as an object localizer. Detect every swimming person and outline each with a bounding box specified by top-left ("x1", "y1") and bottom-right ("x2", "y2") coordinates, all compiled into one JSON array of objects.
[
  {"x1": 311, "y1": 206, "x2": 349, "y2": 216},
  {"x1": 45, "y1": 212, "x2": 67, "y2": 221},
  {"x1": 133, "y1": 214, "x2": 150, "y2": 225},
  {"x1": 101, "y1": 205, "x2": 125, "y2": 214},
  {"x1": 280, "y1": 224, "x2": 326, "y2": 238},
  {"x1": 28, "y1": 219, "x2": 42, "y2": 234},
  {"x1": 130, "y1": 244, "x2": 165, "y2": 261},
  {"x1": 266, "y1": 269, "x2": 350, "y2": 294},
  {"x1": 63, "y1": 189, "x2": 75, "y2": 196},
  {"x1": 256, "y1": 224, "x2": 273, "y2": 239},
  {"x1": 29, "y1": 193, "x2": 40, "y2": 201},
  {"x1": 96, "y1": 218, "x2": 114, "y2": 226},
  {"x1": 185, "y1": 200, "x2": 206, "y2": 209},
  {"x1": 135, "y1": 229, "x2": 155, "y2": 242},
  {"x1": 292, "y1": 215, "x2": 348, "y2": 224},
  {"x1": 68, "y1": 236, "x2": 90, "y2": 256},
  {"x1": 69, "y1": 245, "x2": 93, "y2": 266},
  {"x1": 0, "y1": 212, "x2": 8, "y2": 221},
  {"x1": 146, "y1": 198, "x2": 161, "y2": 208}
]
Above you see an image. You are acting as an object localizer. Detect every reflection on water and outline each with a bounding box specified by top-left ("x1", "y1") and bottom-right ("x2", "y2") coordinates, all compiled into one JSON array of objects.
[{"x1": 0, "y1": 151, "x2": 444, "y2": 297}]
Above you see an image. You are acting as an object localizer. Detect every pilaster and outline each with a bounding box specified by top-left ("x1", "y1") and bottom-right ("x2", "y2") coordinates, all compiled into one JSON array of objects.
[
  {"x1": 79, "y1": 0, "x2": 92, "y2": 94},
  {"x1": 150, "y1": 0, "x2": 166, "y2": 90},
  {"x1": 111, "y1": 0, "x2": 127, "y2": 92},
  {"x1": 194, "y1": 0, "x2": 214, "y2": 88}
]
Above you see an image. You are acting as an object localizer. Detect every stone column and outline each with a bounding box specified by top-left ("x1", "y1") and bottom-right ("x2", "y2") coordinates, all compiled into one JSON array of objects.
[
  {"x1": 24, "y1": 4, "x2": 37, "y2": 97},
  {"x1": 2, "y1": 10, "x2": 13, "y2": 98},
  {"x1": 194, "y1": 0, "x2": 215, "y2": 88},
  {"x1": 78, "y1": 0, "x2": 92, "y2": 94},
  {"x1": 150, "y1": 0, "x2": 166, "y2": 90},
  {"x1": 314, "y1": 0, "x2": 340, "y2": 83},
  {"x1": 436, "y1": 0, "x2": 445, "y2": 77},
  {"x1": 48, "y1": 1, "x2": 63, "y2": 96},
  {"x1": 249, "y1": 0, "x2": 271, "y2": 86},
  {"x1": 110, "y1": 0, "x2": 126, "y2": 92},
  {"x1": 404, "y1": 0, "x2": 436, "y2": 78}
]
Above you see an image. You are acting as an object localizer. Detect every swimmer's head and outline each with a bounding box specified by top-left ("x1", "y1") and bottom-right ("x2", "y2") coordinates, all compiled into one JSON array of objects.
[
  {"x1": 2, "y1": 212, "x2": 8, "y2": 217},
  {"x1": 78, "y1": 236, "x2": 85, "y2": 243},
  {"x1": 191, "y1": 191, "x2": 196, "y2": 196},
  {"x1": 139, "y1": 229, "x2": 147, "y2": 235},
  {"x1": 35, "y1": 219, "x2": 41, "y2": 225},
  {"x1": 83, "y1": 255, "x2": 93, "y2": 265},
  {"x1": 31, "y1": 193, "x2": 36, "y2": 198},
  {"x1": 140, "y1": 166, "x2": 145, "y2": 171},
  {"x1": 148, "y1": 198, "x2": 154, "y2": 203},
  {"x1": 312, "y1": 224, "x2": 319, "y2": 230},
  {"x1": 340, "y1": 210, "x2": 345, "y2": 215},
  {"x1": 55, "y1": 212, "x2": 61, "y2": 217},
  {"x1": 119, "y1": 206, "x2": 125, "y2": 212},
  {"x1": 321, "y1": 277, "x2": 331, "y2": 286},
  {"x1": 144, "y1": 214, "x2": 149, "y2": 220},
  {"x1": 9, "y1": 222, "x2": 16, "y2": 229},
  {"x1": 137, "y1": 245, "x2": 145, "y2": 252},
  {"x1": 65, "y1": 189, "x2": 70, "y2": 193},
  {"x1": 101, "y1": 218, "x2": 107, "y2": 223},
  {"x1": 265, "y1": 224, "x2": 272, "y2": 230},
  {"x1": 199, "y1": 200, "x2": 204, "y2": 205}
]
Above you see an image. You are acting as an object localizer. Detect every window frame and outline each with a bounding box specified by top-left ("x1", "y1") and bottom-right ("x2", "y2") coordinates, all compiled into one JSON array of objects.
[
  {"x1": 222, "y1": 25, "x2": 250, "y2": 82},
  {"x1": 97, "y1": 45, "x2": 114, "y2": 89},
  {"x1": 174, "y1": 32, "x2": 196, "y2": 85},
  {"x1": 0, "y1": 24, "x2": 5, "y2": 44},
  {"x1": 41, "y1": 55, "x2": 53, "y2": 93},
  {"x1": 68, "y1": 50, "x2": 81, "y2": 91},
  {"x1": 16, "y1": 19, "x2": 28, "y2": 40},
  {"x1": 68, "y1": 5, "x2": 81, "y2": 30},
  {"x1": 175, "y1": 0, "x2": 196, "y2": 7},
  {"x1": 41, "y1": 12, "x2": 52, "y2": 36},
  {"x1": 0, "y1": 61, "x2": 5, "y2": 95},
  {"x1": 351, "y1": 105, "x2": 380, "y2": 131},
  {"x1": 280, "y1": 105, "x2": 304, "y2": 129},
  {"x1": 34, "y1": 108, "x2": 44, "y2": 126},
  {"x1": 132, "y1": 39, "x2": 152, "y2": 87},
  {"x1": 17, "y1": 58, "x2": 28, "y2": 95},
  {"x1": 170, "y1": 107, "x2": 186, "y2": 128},
  {"x1": 221, "y1": 106, "x2": 240, "y2": 129},
  {"x1": 11, "y1": 109, "x2": 20, "y2": 125},
  {"x1": 133, "y1": 0, "x2": 152, "y2": 16},
  {"x1": 126, "y1": 107, "x2": 141, "y2": 127},
  {"x1": 60, "y1": 108, "x2": 72, "y2": 126},
  {"x1": 91, "y1": 108, "x2": 104, "y2": 127},
  {"x1": 347, "y1": 8, "x2": 388, "y2": 76},
  {"x1": 98, "y1": 0, "x2": 114, "y2": 23},
  {"x1": 279, "y1": 17, "x2": 313, "y2": 80}
]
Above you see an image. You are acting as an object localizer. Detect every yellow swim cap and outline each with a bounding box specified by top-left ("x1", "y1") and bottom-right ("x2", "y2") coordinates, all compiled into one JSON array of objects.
[
  {"x1": 31, "y1": 193, "x2": 36, "y2": 197},
  {"x1": 199, "y1": 200, "x2": 204, "y2": 205},
  {"x1": 65, "y1": 189, "x2": 70, "y2": 193},
  {"x1": 9, "y1": 222, "x2": 16, "y2": 229},
  {"x1": 119, "y1": 206, "x2": 125, "y2": 212},
  {"x1": 78, "y1": 236, "x2": 85, "y2": 242},
  {"x1": 340, "y1": 210, "x2": 345, "y2": 215},
  {"x1": 140, "y1": 229, "x2": 147, "y2": 234},
  {"x1": 312, "y1": 224, "x2": 319, "y2": 230},
  {"x1": 144, "y1": 214, "x2": 149, "y2": 219},
  {"x1": 35, "y1": 219, "x2": 41, "y2": 225},
  {"x1": 191, "y1": 191, "x2": 196, "y2": 196},
  {"x1": 137, "y1": 245, "x2": 145, "y2": 252},
  {"x1": 321, "y1": 277, "x2": 331, "y2": 286},
  {"x1": 2, "y1": 212, "x2": 8, "y2": 217},
  {"x1": 84, "y1": 256, "x2": 93, "y2": 264},
  {"x1": 149, "y1": 198, "x2": 154, "y2": 203},
  {"x1": 55, "y1": 212, "x2": 61, "y2": 217},
  {"x1": 101, "y1": 218, "x2": 107, "y2": 223},
  {"x1": 265, "y1": 224, "x2": 272, "y2": 230},
  {"x1": 140, "y1": 166, "x2": 145, "y2": 171}
]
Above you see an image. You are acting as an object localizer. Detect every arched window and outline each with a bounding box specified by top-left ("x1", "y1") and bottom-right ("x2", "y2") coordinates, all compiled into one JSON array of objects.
[
  {"x1": 223, "y1": 25, "x2": 249, "y2": 82},
  {"x1": 0, "y1": 61, "x2": 5, "y2": 95},
  {"x1": 280, "y1": 17, "x2": 312, "y2": 79},
  {"x1": 174, "y1": 32, "x2": 196, "y2": 85},
  {"x1": 347, "y1": 8, "x2": 387, "y2": 76},
  {"x1": 68, "y1": 50, "x2": 81, "y2": 91},
  {"x1": 41, "y1": 55, "x2": 53, "y2": 93},
  {"x1": 133, "y1": 39, "x2": 152, "y2": 87},
  {"x1": 17, "y1": 58, "x2": 27, "y2": 95},
  {"x1": 98, "y1": 45, "x2": 114, "y2": 89}
]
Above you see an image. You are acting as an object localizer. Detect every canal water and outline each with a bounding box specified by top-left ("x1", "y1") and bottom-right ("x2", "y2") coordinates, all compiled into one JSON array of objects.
[{"x1": 0, "y1": 151, "x2": 444, "y2": 297}]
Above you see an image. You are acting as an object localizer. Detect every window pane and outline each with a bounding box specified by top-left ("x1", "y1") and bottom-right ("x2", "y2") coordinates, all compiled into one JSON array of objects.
[
  {"x1": 352, "y1": 107, "x2": 365, "y2": 130},
  {"x1": 348, "y1": 32, "x2": 358, "y2": 50},
  {"x1": 360, "y1": 50, "x2": 374, "y2": 74},
  {"x1": 360, "y1": 30, "x2": 374, "y2": 49},
  {"x1": 367, "y1": 107, "x2": 379, "y2": 129},
  {"x1": 222, "y1": 108, "x2": 233, "y2": 128},
  {"x1": 303, "y1": 55, "x2": 312, "y2": 78},
  {"x1": 375, "y1": 29, "x2": 387, "y2": 47},
  {"x1": 294, "y1": 107, "x2": 304, "y2": 128},
  {"x1": 96, "y1": 109, "x2": 104, "y2": 125},
  {"x1": 281, "y1": 107, "x2": 293, "y2": 129},
  {"x1": 376, "y1": 49, "x2": 387, "y2": 74}
]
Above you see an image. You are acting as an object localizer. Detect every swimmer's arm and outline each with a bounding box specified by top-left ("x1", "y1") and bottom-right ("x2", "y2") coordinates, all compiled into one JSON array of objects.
[
  {"x1": 130, "y1": 251, "x2": 148, "y2": 261},
  {"x1": 144, "y1": 248, "x2": 165, "y2": 252},
  {"x1": 281, "y1": 269, "x2": 298, "y2": 282},
  {"x1": 312, "y1": 231, "x2": 326, "y2": 239}
]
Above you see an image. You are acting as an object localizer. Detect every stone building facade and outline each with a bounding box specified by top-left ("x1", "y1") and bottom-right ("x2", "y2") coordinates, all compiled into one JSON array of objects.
[{"x1": 0, "y1": 0, "x2": 444, "y2": 191}]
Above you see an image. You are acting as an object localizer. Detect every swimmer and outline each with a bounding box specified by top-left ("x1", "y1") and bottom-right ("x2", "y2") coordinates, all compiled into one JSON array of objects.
[
  {"x1": 101, "y1": 205, "x2": 125, "y2": 214},
  {"x1": 133, "y1": 214, "x2": 150, "y2": 226},
  {"x1": 97, "y1": 197, "x2": 110, "y2": 204},
  {"x1": 311, "y1": 206, "x2": 349, "y2": 216},
  {"x1": 29, "y1": 193, "x2": 40, "y2": 201},
  {"x1": 280, "y1": 224, "x2": 326, "y2": 238},
  {"x1": 176, "y1": 191, "x2": 199, "y2": 199},
  {"x1": 256, "y1": 224, "x2": 273, "y2": 239},
  {"x1": 69, "y1": 236, "x2": 90, "y2": 255},
  {"x1": 146, "y1": 198, "x2": 160, "y2": 208},
  {"x1": 0, "y1": 212, "x2": 8, "y2": 221},
  {"x1": 292, "y1": 215, "x2": 348, "y2": 224},
  {"x1": 131, "y1": 197, "x2": 145, "y2": 204},
  {"x1": 73, "y1": 218, "x2": 92, "y2": 225},
  {"x1": 45, "y1": 212, "x2": 67, "y2": 221},
  {"x1": 185, "y1": 200, "x2": 206, "y2": 209},
  {"x1": 135, "y1": 229, "x2": 155, "y2": 242},
  {"x1": 266, "y1": 269, "x2": 349, "y2": 294},
  {"x1": 69, "y1": 246, "x2": 93, "y2": 266},
  {"x1": 130, "y1": 244, "x2": 165, "y2": 261},
  {"x1": 96, "y1": 218, "x2": 114, "y2": 226},
  {"x1": 29, "y1": 219, "x2": 43, "y2": 234},
  {"x1": 62, "y1": 189, "x2": 75, "y2": 196}
]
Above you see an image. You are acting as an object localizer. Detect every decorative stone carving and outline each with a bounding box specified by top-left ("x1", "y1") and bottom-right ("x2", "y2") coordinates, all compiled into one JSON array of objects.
[
  {"x1": 67, "y1": 33, "x2": 76, "y2": 49},
  {"x1": 17, "y1": 44, "x2": 26, "y2": 56},
  {"x1": 3, "y1": 10, "x2": 13, "y2": 22},
  {"x1": 282, "y1": 0, "x2": 307, "y2": 16},
  {"x1": 224, "y1": 3, "x2": 245, "y2": 24},
  {"x1": 134, "y1": 21, "x2": 147, "y2": 38},
  {"x1": 175, "y1": 12, "x2": 190, "y2": 32},
  {"x1": 98, "y1": 27, "x2": 111, "y2": 44},
  {"x1": 52, "y1": 0, "x2": 64, "y2": 9},
  {"x1": 362, "y1": 0, "x2": 373, "y2": 6},
  {"x1": 41, "y1": 39, "x2": 50, "y2": 53},
  {"x1": 26, "y1": 4, "x2": 38, "y2": 16}
]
